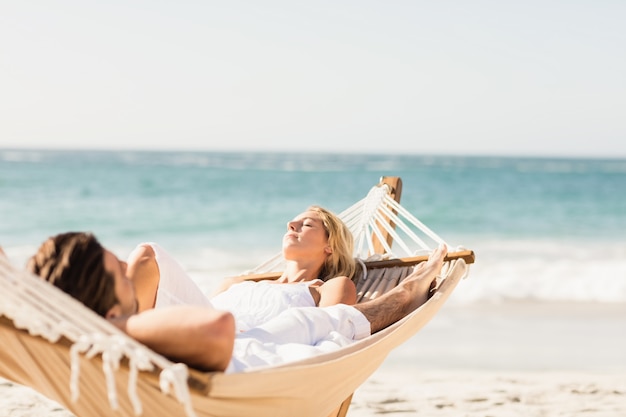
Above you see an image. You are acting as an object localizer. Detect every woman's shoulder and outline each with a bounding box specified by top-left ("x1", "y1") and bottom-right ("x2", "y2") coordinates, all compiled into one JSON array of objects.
[{"x1": 317, "y1": 275, "x2": 357, "y2": 306}]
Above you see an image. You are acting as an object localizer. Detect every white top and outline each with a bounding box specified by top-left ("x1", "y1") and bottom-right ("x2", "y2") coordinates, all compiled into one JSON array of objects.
[
  {"x1": 210, "y1": 280, "x2": 322, "y2": 332},
  {"x1": 146, "y1": 243, "x2": 213, "y2": 309}
]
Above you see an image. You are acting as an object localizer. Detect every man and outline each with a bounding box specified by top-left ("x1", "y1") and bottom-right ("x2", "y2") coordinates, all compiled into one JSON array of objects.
[
  {"x1": 25, "y1": 232, "x2": 235, "y2": 371},
  {"x1": 27, "y1": 232, "x2": 447, "y2": 373}
]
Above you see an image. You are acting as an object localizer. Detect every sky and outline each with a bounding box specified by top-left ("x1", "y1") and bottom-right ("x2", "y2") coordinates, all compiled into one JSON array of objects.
[{"x1": 1, "y1": 1, "x2": 625, "y2": 158}]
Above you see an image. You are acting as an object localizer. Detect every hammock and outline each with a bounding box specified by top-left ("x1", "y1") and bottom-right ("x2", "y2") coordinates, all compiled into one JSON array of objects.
[{"x1": 0, "y1": 176, "x2": 474, "y2": 417}]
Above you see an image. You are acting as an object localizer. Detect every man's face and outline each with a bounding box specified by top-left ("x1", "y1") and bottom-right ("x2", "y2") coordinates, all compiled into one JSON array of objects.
[{"x1": 103, "y1": 249, "x2": 138, "y2": 317}]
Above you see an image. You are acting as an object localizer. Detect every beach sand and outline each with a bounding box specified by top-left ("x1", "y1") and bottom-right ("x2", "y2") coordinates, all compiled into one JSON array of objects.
[
  {"x1": 2, "y1": 302, "x2": 625, "y2": 416},
  {"x1": 2, "y1": 370, "x2": 624, "y2": 417},
  {"x1": 350, "y1": 370, "x2": 626, "y2": 416}
]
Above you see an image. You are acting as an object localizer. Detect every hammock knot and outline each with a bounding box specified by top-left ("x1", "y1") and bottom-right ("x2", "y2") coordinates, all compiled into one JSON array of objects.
[
  {"x1": 127, "y1": 348, "x2": 155, "y2": 416},
  {"x1": 160, "y1": 363, "x2": 198, "y2": 417},
  {"x1": 69, "y1": 333, "x2": 127, "y2": 410}
]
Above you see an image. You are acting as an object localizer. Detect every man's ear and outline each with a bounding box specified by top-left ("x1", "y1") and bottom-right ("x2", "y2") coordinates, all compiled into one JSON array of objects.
[{"x1": 105, "y1": 304, "x2": 123, "y2": 320}]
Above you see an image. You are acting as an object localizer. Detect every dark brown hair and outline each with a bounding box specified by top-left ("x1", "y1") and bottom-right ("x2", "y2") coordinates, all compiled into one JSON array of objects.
[{"x1": 26, "y1": 232, "x2": 118, "y2": 317}]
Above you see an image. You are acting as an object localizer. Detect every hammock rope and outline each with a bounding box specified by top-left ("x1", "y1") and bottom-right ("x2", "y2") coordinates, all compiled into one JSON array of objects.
[{"x1": 0, "y1": 256, "x2": 196, "y2": 417}]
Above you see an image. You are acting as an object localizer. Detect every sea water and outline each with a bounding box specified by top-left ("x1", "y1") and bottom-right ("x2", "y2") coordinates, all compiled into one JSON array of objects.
[{"x1": 1, "y1": 149, "x2": 625, "y2": 305}]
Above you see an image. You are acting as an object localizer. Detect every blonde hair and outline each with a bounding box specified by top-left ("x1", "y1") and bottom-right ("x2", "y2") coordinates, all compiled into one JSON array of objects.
[{"x1": 307, "y1": 205, "x2": 356, "y2": 282}]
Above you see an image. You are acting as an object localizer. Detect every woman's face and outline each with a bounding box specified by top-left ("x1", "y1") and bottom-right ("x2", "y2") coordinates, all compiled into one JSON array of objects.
[{"x1": 283, "y1": 210, "x2": 331, "y2": 261}]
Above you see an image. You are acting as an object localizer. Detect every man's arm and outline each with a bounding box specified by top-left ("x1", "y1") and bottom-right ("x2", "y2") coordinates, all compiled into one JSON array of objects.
[
  {"x1": 355, "y1": 244, "x2": 447, "y2": 333},
  {"x1": 110, "y1": 306, "x2": 235, "y2": 372},
  {"x1": 125, "y1": 244, "x2": 161, "y2": 312}
]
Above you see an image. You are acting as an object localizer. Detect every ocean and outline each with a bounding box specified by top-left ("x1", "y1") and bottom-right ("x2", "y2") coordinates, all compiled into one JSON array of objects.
[{"x1": 1, "y1": 149, "x2": 625, "y2": 305}]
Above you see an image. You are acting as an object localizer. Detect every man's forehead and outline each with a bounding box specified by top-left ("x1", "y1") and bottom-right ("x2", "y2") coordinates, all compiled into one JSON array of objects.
[{"x1": 102, "y1": 250, "x2": 121, "y2": 273}]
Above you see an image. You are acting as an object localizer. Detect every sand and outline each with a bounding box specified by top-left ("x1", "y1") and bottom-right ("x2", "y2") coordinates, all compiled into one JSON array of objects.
[
  {"x1": 2, "y1": 371, "x2": 624, "y2": 417},
  {"x1": 1, "y1": 302, "x2": 625, "y2": 416},
  {"x1": 351, "y1": 370, "x2": 626, "y2": 416}
]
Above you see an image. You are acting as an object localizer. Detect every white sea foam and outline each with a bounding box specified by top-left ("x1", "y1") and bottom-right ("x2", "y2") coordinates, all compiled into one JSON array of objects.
[
  {"x1": 144, "y1": 238, "x2": 626, "y2": 305},
  {"x1": 446, "y1": 238, "x2": 626, "y2": 305},
  {"x1": 4, "y1": 237, "x2": 624, "y2": 305}
]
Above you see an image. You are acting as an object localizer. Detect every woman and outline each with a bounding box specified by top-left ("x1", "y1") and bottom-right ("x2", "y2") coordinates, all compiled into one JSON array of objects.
[
  {"x1": 209, "y1": 206, "x2": 357, "y2": 331},
  {"x1": 127, "y1": 206, "x2": 357, "y2": 330}
]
